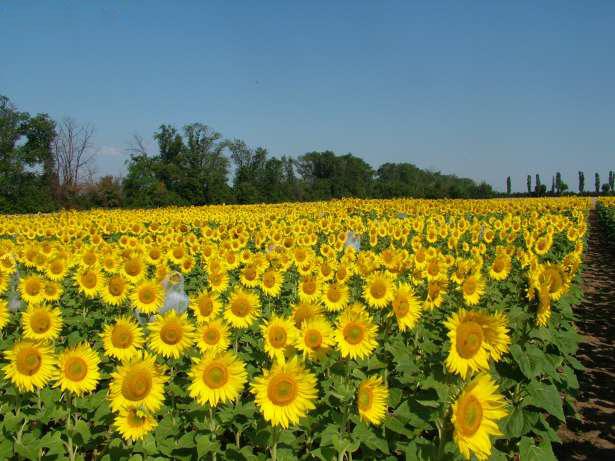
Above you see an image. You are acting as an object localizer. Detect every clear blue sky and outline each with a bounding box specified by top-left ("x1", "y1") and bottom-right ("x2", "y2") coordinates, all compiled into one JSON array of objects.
[{"x1": 1, "y1": 0, "x2": 614, "y2": 191}]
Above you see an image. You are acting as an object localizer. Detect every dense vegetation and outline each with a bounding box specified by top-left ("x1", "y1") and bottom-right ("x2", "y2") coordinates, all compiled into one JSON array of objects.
[
  {"x1": 597, "y1": 198, "x2": 615, "y2": 242},
  {"x1": 0, "y1": 95, "x2": 493, "y2": 213}
]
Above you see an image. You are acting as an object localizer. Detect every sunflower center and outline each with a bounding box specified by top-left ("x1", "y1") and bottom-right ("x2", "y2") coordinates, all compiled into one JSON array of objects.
[
  {"x1": 160, "y1": 322, "x2": 183, "y2": 345},
  {"x1": 203, "y1": 327, "x2": 221, "y2": 345},
  {"x1": 493, "y1": 257, "x2": 505, "y2": 273},
  {"x1": 463, "y1": 278, "x2": 477, "y2": 296},
  {"x1": 83, "y1": 272, "x2": 97, "y2": 289},
  {"x1": 458, "y1": 394, "x2": 483, "y2": 436},
  {"x1": 393, "y1": 298, "x2": 410, "y2": 317},
  {"x1": 327, "y1": 285, "x2": 342, "y2": 303},
  {"x1": 303, "y1": 280, "x2": 316, "y2": 295},
  {"x1": 456, "y1": 321, "x2": 484, "y2": 359},
  {"x1": 30, "y1": 310, "x2": 51, "y2": 333},
  {"x1": 44, "y1": 284, "x2": 57, "y2": 296},
  {"x1": 267, "y1": 374, "x2": 298, "y2": 406},
  {"x1": 305, "y1": 329, "x2": 322, "y2": 349},
  {"x1": 357, "y1": 386, "x2": 373, "y2": 411},
  {"x1": 231, "y1": 298, "x2": 250, "y2": 317},
  {"x1": 50, "y1": 260, "x2": 64, "y2": 274},
  {"x1": 111, "y1": 326, "x2": 133, "y2": 349},
  {"x1": 125, "y1": 260, "x2": 141, "y2": 276},
  {"x1": 343, "y1": 322, "x2": 365, "y2": 345},
  {"x1": 65, "y1": 357, "x2": 88, "y2": 381},
  {"x1": 268, "y1": 326, "x2": 287, "y2": 348},
  {"x1": 427, "y1": 261, "x2": 440, "y2": 277},
  {"x1": 25, "y1": 279, "x2": 42, "y2": 296},
  {"x1": 203, "y1": 363, "x2": 228, "y2": 389},
  {"x1": 244, "y1": 266, "x2": 257, "y2": 281},
  {"x1": 121, "y1": 369, "x2": 153, "y2": 401},
  {"x1": 263, "y1": 272, "x2": 276, "y2": 288},
  {"x1": 428, "y1": 282, "x2": 441, "y2": 300},
  {"x1": 370, "y1": 280, "x2": 387, "y2": 299},
  {"x1": 139, "y1": 287, "x2": 155, "y2": 304},
  {"x1": 109, "y1": 278, "x2": 124, "y2": 296},
  {"x1": 198, "y1": 296, "x2": 213, "y2": 316},
  {"x1": 16, "y1": 347, "x2": 42, "y2": 375}
]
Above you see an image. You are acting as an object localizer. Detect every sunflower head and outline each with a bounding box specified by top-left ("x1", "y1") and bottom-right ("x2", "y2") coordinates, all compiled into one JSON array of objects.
[
  {"x1": 56, "y1": 343, "x2": 101, "y2": 396},
  {"x1": 148, "y1": 311, "x2": 195, "y2": 359},
  {"x1": 3, "y1": 341, "x2": 56, "y2": 392},
  {"x1": 188, "y1": 351, "x2": 247, "y2": 407},
  {"x1": 22, "y1": 304, "x2": 63, "y2": 342},
  {"x1": 357, "y1": 376, "x2": 389, "y2": 425}
]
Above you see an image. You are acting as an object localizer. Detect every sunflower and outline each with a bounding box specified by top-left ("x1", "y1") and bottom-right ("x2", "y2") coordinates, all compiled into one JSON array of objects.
[
  {"x1": 357, "y1": 376, "x2": 389, "y2": 425},
  {"x1": 536, "y1": 285, "x2": 552, "y2": 327},
  {"x1": 424, "y1": 279, "x2": 448, "y2": 310},
  {"x1": 101, "y1": 275, "x2": 130, "y2": 306},
  {"x1": 296, "y1": 317, "x2": 335, "y2": 360},
  {"x1": 19, "y1": 274, "x2": 45, "y2": 305},
  {"x1": 42, "y1": 281, "x2": 62, "y2": 302},
  {"x1": 461, "y1": 274, "x2": 486, "y2": 306},
  {"x1": 3, "y1": 341, "x2": 56, "y2": 391},
  {"x1": 188, "y1": 351, "x2": 247, "y2": 407},
  {"x1": 114, "y1": 407, "x2": 158, "y2": 442},
  {"x1": 363, "y1": 271, "x2": 395, "y2": 309},
  {"x1": 488, "y1": 254, "x2": 511, "y2": 281},
  {"x1": 131, "y1": 280, "x2": 164, "y2": 314},
  {"x1": 239, "y1": 264, "x2": 261, "y2": 288},
  {"x1": 76, "y1": 268, "x2": 101, "y2": 298},
  {"x1": 148, "y1": 311, "x2": 195, "y2": 359},
  {"x1": 196, "y1": 319, "x2": 231, "y2": 355},
  {"x1": 45, "y1": 257, "x2": 68, "y2": 281},
  {"x1": 445, "y1": 309, "x2": 510, "y2": 378},
  {"x1": 262, "y1": 316, "x2": 299, "y2": 363},
  {"x1": 532, "y1": 263, "x2": 569, "y2": 301},
  {"x1": 298, "y1": 275, "x2": 321, "y2": 303},
  {"x1": 291, "y1": 302, "x2": 322, "y2": 328},
  {"x1": 334, "y1": 304, "x2": 378, "y2": 360},
  {"x1": 0, "y1": 299, "x2": 9, "y2": 331},
  {"x1": 122, "y1": 256, "x2": 146, "y2": 283},
  {"x1": 56, "y1": 343, "x2": 101, "y2": 395},
  {"x1": 109, "y1": 352, "x2": 167, "y2": 413},
  {"x1": 101, "y1": 316, "x2": 145, "y2": 361},
  {"x1": 260, "y1": 269, "x2": 283, "y2": 298},
  {"x1": 208, "y1": 271, "x2": 229, "y2": 293},
  {"x1": 321, "y1": 281, "x2": 349, "y2": 312},
  {"x1": 251, "y1": 357, "x2": 318, "y2": 428},
  {"x1": 224, "y1": 288, "x2": 260, "y2": 329},
  {"x1": 189, "y1": 290, "x2": 221, "y2": 324},
  {"x1": 22, "y1": 304, "x2": 63, "y2": 342},
  {"x1": 391, "y1": 283, "x2": 421, "y2": 331},
  {"x1": 451, "y1": 374, "x2": 508, "y2": 460}
]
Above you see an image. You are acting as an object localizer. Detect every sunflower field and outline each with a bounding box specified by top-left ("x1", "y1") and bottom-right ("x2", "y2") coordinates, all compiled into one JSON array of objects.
[
  {"x1": 0, "y1": 198, "x2": 588, "y2": 461},
  {"x1": 597, "y1": 197, "x2": 615, "y2": 241}
]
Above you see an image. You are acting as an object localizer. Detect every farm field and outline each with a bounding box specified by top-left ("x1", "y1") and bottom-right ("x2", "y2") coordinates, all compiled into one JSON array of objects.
[{"x1": 0, "y1": 197, "x2": 595, "y2": 460}]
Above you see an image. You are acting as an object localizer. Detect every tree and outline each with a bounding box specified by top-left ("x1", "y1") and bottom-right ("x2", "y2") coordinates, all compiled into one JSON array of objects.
[
  {"x1": 0, "y1": 95, "x2": 57, "y2": 212},
  {"x1": 52, "y1": 117, "x2": 96, "y2": 203},
  {"x1": 595, "y1": 173, "x2": 600, "y2": 194},
  {"x1": 609, "y1": 171, "x2": 614, "y2": 192},
  {"x1": 555, "y1": 172, "x2": 562, "y2": 194},
  {"x1": 578, "y1": 171, "x2": 584, "y2": 194},
  {"x1": 534, "y1": 174, "x2": 541, "y2": 194},
  {"x1": 506, "y1": 176, "x2": 511, "y2": 195},
  {"x1": 551, "y1": 176, "x2": 555, "y2": 194},
  {"x1": 527, "y1": 175, "x2": 532, "y2": 194}
]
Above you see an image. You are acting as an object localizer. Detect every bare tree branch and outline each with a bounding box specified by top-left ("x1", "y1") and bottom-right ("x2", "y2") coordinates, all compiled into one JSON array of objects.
[{"x1": 52, "y1": 117, "x2": 96, "y2": 190}]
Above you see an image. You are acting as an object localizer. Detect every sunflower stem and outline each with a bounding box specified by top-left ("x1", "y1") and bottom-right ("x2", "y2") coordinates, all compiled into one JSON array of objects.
[{"x1": 270, "y1": 426, "x2": 279, "y2": 461}]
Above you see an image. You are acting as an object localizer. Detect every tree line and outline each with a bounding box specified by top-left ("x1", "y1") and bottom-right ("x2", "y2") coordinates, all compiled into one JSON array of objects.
[
  {"x1": 0, "y1": 95, "x2": 495, "y2": 213},
  {"x1": 504, "y1": 171, "x2": 615, "y2": 196}
]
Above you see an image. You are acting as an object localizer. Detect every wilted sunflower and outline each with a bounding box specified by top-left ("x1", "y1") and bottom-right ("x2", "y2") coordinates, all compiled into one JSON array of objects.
[
  {"x1": 251, "y1": 357, "x2": 318, "y2": 428},
  {"x1": 451, "y1": 374, "x2": 507, "y2": 460},
  {"x1": 131, "y1": 280, "x2": 164, "y2": 314},
  {"x1": 196, "y1": 319, "x2": 231, "y2": 354},
  {"x1": 261, "y1": 315, "x2": 299, "y2": 362},
  {"x1": 114, "y1": 406, "x2": 158, "y2": 442},
  {"x1": 22, "y1": 304, "x2": 63, "y2": 342},
  {"x1": 334, "y1": 304, "x2": 378, "y2": 360},
  {"x1": 189, "y1": 290, "x2": 221, "y2": 324},
  {"x1": 3, "y1": 340, "x2": 56, "y2": 391},
  {"x1": 357, "y1": 376, "x2": 389, "y2": 425},
  {"x1": 19, "y1": 274, "x2": 45, "y2": 305},
  {"x1": 445, "y1": 309, "x2": 510, "y2": 378},
  {"x1": 296, "y1": 317, "x2": 335, "y2": 360},
  {"x1": 109, "y1": 352, "x2": 167, "y2": 413},
  {"x1": 56, "y1": 343, "x2": 101, "y2": 396},
  {"x1": 101, "y1": 316, "x2": 145, "y2": 361},
  {"x1": 363, "y1": 271, "x2": 395, "y2": 309},
  {"x1": 148, "y1": 311, "x2": 195, "y2": 359},
  {"x1": 224, "y1": 288, "x2": 260, "y2": 329},
  {"x1": 391, "y1": 283, "x2": 421, "y2": 331},
  {"x1": 188, "y1": 351, "x2": 247, "y2": 407}
]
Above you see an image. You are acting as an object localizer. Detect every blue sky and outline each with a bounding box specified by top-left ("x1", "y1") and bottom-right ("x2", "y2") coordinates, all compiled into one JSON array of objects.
[{"x1": 1, "y1": 0, "x2": 614, "y2": 191}]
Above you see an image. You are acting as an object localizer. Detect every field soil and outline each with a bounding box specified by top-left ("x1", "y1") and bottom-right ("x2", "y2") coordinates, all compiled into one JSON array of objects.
[{"x1": 555, "y1": 209, "x2": 615, "y2": 460}]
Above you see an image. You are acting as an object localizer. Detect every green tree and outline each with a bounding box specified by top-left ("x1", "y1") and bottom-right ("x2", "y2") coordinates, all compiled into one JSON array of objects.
[
  {"x1": 578, "y1": 171, "x2": 584, "y2": 194},
  {"x1": 526, "y1": 175, "x2": 531, "y2": 194},
  {"x1": 595, "y1": 173, "x2": 600, "y2": 194},
  {"x1": 506, "y1": 176, "x2": 511, "y2": 195}
]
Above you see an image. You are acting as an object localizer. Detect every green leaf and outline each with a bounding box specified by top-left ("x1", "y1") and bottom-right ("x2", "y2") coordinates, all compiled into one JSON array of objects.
[
  {"x1": 73, "y1": 419, "x2": 92, "y2": 445},
  {"x1": 196, "y1": 434, "x2": 213, "y2": 458},
  {"x1": 518, "y1": 436, "x2": 557, "y2": 461},
  {"x1": 525, "y1": 380, "x2": 565, "y2": 422},
  {"x1": 504, "y1": 407, "x2": 525, "y2": 438},
  {"x1": 352, "y1": 422, "x2": 389, "y2": 454}
]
